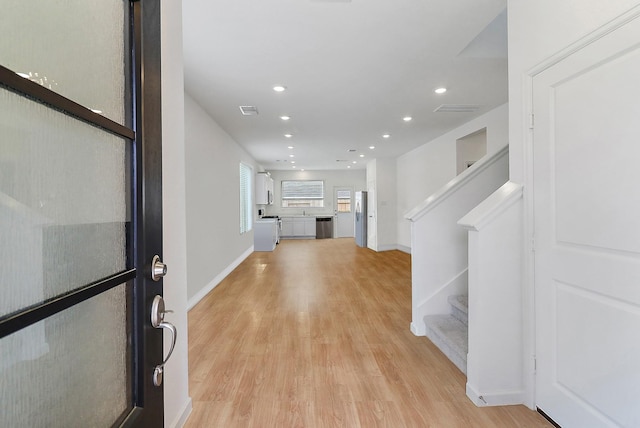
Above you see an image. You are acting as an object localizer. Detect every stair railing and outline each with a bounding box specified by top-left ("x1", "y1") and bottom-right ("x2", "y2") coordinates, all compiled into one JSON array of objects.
[{"x1": 404, "y1": 145, "x2": 509, "y2": 336}]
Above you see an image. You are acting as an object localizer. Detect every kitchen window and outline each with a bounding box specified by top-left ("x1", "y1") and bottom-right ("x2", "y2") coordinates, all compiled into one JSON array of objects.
[
  {"x1": 239, "y1": 163, "x2": 253, "y2": 233},
  {"x1": 281, "y1": 180, "x2": 324, "y2": 208}
]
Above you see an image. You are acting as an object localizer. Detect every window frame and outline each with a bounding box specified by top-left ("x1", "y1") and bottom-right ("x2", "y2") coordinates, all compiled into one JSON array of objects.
[
  {"x1": 281, "y1": 179, "x2": 325, "y2": 208},
  {"x1": 239, "y1": 162, "x2": 253, "y2": 234}
]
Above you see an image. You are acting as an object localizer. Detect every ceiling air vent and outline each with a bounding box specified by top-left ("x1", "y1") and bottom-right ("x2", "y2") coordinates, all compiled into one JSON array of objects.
[
  {"x1": 433, "y1": 104, "x2": 481, "y2": 113},
  {"x1": 239, "y1": 106, "x2": 259, "y2": 116}
]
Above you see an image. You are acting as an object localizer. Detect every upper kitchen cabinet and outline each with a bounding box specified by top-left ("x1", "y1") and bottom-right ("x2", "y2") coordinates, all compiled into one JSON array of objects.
[{"x1": 256, "y1": 172, "x2": 274, "y2": 205}]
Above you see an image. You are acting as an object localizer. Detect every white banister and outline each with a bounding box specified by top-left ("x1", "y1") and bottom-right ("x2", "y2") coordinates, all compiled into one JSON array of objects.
[
  {"x1": 405, "y1": 145, "x2": 509, "y2": 222},
  {"x1": 458, "y1": 181, "x2": 525, "y2": 407},
  {"x1": 458, "y1": 181, "x2": 523, "y2": 231},
  {"x1": 406, "y1": 146, "x2": 508, "y2": 336}
]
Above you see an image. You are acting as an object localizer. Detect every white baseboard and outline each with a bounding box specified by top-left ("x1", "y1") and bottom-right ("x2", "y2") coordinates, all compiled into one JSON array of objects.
[
  {"x1": 168, "y1": 397, "x2": 192, "y2": 428},
  {"x1": 375, "y1": 244, "x2": 411, "y2": 253},
  {"x1": 466, "y1": 383, "x2": 525, "y2": 407},
  {"x1": 376, "y1": 244, "x2": 397, "y2": 252},
  {"x1": 397, "y1": 244, "x2": 411, "y2": 254},
  {"x1": 410, "y1": 321, "x2": 425, "y2": 336},
  {"x1": 187, "y1": 246, "x2": 254, "y2": 310}
]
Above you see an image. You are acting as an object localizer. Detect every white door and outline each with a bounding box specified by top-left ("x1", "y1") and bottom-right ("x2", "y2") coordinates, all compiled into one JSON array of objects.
[
  {"x1": 533, "y1": 13, "x2": 640, "y2": 428},
  {"x1": 334, "y1": 187, "x2": 354, "y2": 238}
]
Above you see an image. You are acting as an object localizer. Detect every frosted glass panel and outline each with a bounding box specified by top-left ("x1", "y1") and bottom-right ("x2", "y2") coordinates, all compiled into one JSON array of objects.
[
  {"x1": 0, "y1": 284, "x2": 130, "y2": 428},
  {"x1": 0, "y1": 1, "x2": 127, "y2": 124},
  {"x1": 0, "y1": 88, "x2": 128, "y2": 317}
]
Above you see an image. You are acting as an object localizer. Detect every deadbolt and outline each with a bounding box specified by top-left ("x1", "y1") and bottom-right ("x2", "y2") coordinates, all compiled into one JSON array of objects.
[{"x1": 151, "y1": 255, "x2": 167, "y2": 281}]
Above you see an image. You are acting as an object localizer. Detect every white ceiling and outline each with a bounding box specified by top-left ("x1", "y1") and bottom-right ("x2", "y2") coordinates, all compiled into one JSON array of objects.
[{"x1": 183, "y1": 0, "x2": 508, "y2": 171}]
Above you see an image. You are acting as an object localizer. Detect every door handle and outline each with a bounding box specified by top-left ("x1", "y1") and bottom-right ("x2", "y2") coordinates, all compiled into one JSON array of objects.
[{"x1": 150, "y1": 295, "x2": 177, "y2": 387}]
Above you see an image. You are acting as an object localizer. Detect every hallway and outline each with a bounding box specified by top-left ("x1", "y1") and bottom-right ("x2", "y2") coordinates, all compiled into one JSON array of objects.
[{"x1": 185, "y1": 239, "x2": 550, "y2": 427}]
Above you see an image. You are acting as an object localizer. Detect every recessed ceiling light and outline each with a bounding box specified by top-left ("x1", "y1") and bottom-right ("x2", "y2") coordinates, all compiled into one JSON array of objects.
[
  {"x1": 280, "y1": 115, "x2": 290, "y2": 121},
  {"x1": 369, "y1": 146, "x2": 375, "y2": 150},
  {"x1": 359, "y1": 154, "x2": 365, "y2": 158},
  {"x1": 352, "y1": 161, "x2": 357, "y2": 164},
  {"x1": 382, "y1": 134, "x2": 390, "y2": 139},
  {"x1": 403, "y1": 116, "x2": 412, "y2": 122},
  {"x1": 301, "y1": 169, "x2": 305, "y2": 171},
  {"x1": 289, "y1": 154, "x2": 295, "y2": 158},
  {"x1": 287, "y1": 146, "x2": 294, "y2": 149},
  {"x1": 347, "y1": 165, "x2": 351, "y2": 169},
  {"x1": 273, "y1": 85, "x2": 286, "y2": 92},
  {"x1": 284, "y1": 134, "x2": 292, "y2": 138},
  {"x1": 292, "y1": 166, "x2": 296, "y2": 169},
  {"x1": 435, "y1": 87, "x2": 447, "y2": 94},
  {"x1": 291, "y1": 161, "x2": 296, "y2": 164}
]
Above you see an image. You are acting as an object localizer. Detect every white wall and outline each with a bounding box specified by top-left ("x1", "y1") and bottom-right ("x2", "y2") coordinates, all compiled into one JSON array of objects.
[
  {"x1": 365, "y1": 160, "x2": 378, "y2": 250},
  {"x1": 456, "y1": 129, "x2": 487, "y2": 175},
  {"x1": 365, "y1": 158, "x2": 398, "y2": 252},
  {"x1": 263, "y1": 169, "x2": 366, "y2": 217},
  {"x1": 184, "y1": 93, "x2": 260, "y2": 306},
  {"x1": 161, "y1": 0, "x2": 191, "y2": 426},
  {"x1": 507, "y1": 0, "x2": 640, "y2": 183},
  {"x1": 396, "y1": 103, "x2": 509, "y2": 249}
]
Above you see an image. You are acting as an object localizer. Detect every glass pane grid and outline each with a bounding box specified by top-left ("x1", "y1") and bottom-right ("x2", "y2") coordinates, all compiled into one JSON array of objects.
[
  {"x1": 0, "y1": 88, "x2": 130, "y2": 318},
  {"x1": 0, "y1": 1, "x2": 127, "y2": 125},
  {"x1": 0, "y1": 283, "x2": 132, "y2": 428}
]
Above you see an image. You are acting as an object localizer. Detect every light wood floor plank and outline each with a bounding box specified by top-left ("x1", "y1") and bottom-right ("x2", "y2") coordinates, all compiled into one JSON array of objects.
[{"x1": 185, "y1": 238, "x2": 550, "y2": 427}]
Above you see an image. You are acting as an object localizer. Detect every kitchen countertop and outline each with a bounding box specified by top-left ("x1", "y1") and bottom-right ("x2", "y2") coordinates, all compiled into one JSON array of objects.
[{"x1": 269, "y1": 215, "x2": 334, "y2": 219}]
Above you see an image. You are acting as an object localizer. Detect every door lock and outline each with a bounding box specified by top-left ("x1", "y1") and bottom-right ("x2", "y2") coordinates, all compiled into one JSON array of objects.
[{"x1": 151, "y1": 255, "x2": 167, "y2": 281}]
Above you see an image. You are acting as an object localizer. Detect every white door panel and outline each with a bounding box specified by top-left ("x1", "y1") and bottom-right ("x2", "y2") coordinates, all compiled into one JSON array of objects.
[{"x1": 533, "y1": 12, "x2": 640, "y2": 428}]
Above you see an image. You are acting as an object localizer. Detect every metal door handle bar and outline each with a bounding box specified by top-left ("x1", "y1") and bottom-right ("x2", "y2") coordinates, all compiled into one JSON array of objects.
[
  {"x1": 152, "y1": 320, "x2": 177, "y2": 387},
  {"x1": 150, "y1": 295, "x2": 177, "y2": 386}
]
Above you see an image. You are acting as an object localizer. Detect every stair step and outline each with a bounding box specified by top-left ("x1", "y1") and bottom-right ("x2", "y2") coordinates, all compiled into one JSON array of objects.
[
  {"x1": 448, "y1": 295, "x2": 468, "y2": 326},
  {"x1": 424, "y1": 314, "x2": 468, "y2": 374}
]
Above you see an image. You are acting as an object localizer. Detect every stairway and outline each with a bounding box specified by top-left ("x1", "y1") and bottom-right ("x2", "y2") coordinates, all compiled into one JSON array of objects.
[{"x1": 424, "y1": 295, "x2": 468, "y2": 374}]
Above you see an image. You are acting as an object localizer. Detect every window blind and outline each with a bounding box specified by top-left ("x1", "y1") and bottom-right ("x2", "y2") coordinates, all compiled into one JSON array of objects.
[
  {"x1": 239, "y1": 163, "x2": 252, "y2": 234},
  {"x1": 281, "y1": 180, "x2": 324, "y2": 199},
  {"x1": 336, "y1": 190, "x2": 351, "y2": 199}
]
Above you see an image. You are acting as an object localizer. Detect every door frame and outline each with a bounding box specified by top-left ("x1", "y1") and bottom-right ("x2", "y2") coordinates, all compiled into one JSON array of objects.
[{"x1": 522, "y1": 3, "x2": 640, "y2": 415}]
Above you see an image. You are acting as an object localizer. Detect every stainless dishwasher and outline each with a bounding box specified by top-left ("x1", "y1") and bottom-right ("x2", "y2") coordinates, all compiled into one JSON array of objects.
[{"x1": 315, "y1": 217, "x2": 333, "y2": 239}]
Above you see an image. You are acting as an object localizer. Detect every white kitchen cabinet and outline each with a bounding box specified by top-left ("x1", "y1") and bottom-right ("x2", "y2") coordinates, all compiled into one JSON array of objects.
[
  {"x1": 304, "y1": 218, "x2": 316, "y2": 236},
  {"x1": 256, "y1": 172, "x2": 274, "y2": 205},
  {"x1": 292, "y1": 219, "x2": 305, "y2": 236},
  {"x1": 280, "y1": 217, "x2": 315, "y2": 238},
  {"x1": 281, "y1": 218, "x2": 294, "y2": 237}
]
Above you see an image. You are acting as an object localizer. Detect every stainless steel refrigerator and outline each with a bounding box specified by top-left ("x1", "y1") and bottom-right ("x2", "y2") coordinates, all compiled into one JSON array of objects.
[{"x1": 355, "y1": 191, "x2": 367, "y2": 247}]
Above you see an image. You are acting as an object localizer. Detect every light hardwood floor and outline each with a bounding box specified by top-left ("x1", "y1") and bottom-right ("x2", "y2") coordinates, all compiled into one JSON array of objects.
[{"x1": 185, "y1": 238, "x2": 550, "y2": 427}]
